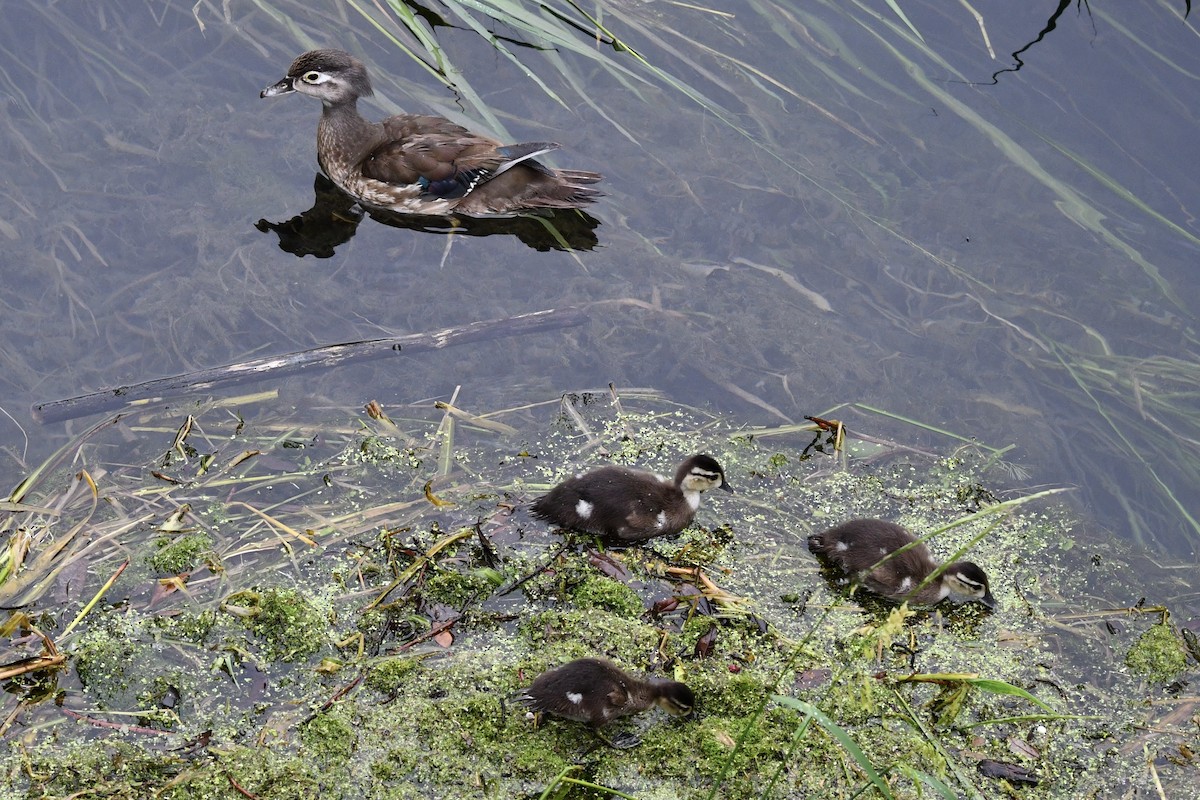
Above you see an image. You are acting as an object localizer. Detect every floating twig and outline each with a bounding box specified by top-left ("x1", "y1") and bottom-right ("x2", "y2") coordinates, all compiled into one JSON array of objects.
[{"x1": 33, "y1": 306, "x2": 587, "y2": 424}]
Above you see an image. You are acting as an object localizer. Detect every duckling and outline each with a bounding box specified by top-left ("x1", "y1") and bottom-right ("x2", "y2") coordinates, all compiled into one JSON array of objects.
[
  {"x1": 260, "y1": 49, "x2": 602, "y2": 217},
  {"x1": 808, "y1": 518, "x2": 996, "y2": 609},
  {"x1": 530, "y1": 454, "x2": 731, "y2": 542},
  {"x1": 519, "y1": 657, "x2": 695, "y2": 748}
]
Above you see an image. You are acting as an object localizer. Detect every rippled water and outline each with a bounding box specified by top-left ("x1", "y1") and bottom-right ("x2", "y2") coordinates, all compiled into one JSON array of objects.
[{"x1": 1, "y1": 4, "x2": 1196, "y2": 556}]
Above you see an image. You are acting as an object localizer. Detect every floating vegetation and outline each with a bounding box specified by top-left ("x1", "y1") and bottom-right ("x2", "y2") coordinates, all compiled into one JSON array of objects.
[
  {"x1": 1125, "y1": 613, "x2": 1189, "y2": 685},
  {"x1": 1, "y1": 391, "x2": 1196, "y2": 797},
  {"x1": 191, "y1": 0, "x2": 1200, "y2": 559}
]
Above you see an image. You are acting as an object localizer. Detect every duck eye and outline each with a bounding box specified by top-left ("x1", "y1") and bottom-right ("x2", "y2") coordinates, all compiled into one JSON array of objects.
[{"x1": 302, "y1": 71, "x2": 321, "y2": 83}]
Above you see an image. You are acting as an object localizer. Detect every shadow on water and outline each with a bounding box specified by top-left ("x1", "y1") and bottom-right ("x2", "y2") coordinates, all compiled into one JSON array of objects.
[
  {"x1": 984, "y1": 0, "x2": 1193, "y2": 85},
  {"x1": 255, "y1": 174, "x2": 602, "y2": 257}
]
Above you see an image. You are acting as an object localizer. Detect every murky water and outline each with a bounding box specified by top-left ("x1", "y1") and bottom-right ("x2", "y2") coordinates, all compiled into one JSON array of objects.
[
  {"x1": 1, "y1": 2, "x2": 1198, "y2": 794},
  {"x1": 2, "y1": 2, "x2": 1198, "y2": 603},
  {"x1": 3, "y1": 5, "x2": 1198, "y2": 512}
]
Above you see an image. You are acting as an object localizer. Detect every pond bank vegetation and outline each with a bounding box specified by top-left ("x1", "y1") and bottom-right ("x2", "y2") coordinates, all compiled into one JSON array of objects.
[{"x1": 1, "y1": 390, "x2": 1196, "y2": 798}]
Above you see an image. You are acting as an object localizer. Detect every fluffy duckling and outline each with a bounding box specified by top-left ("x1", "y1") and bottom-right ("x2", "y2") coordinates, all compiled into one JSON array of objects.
[
  {"x1": 808, "y1": 518, "x2": 996, "y2": 609},
  {"x1": 260, "y1": 49, "x2": 602, "y2": 217},
  {"x1": 530, "y1": 454, "x2": 731, "y2": 542},
  {"x1": 519, "y1": 657, "x2": 695, "y2": 748}
]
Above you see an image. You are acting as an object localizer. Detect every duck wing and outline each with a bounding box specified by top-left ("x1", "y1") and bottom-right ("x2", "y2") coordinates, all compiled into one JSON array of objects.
[
  {"x1": 363, "y1": 116, "x2": 560, "y2": 200},
  {"x1": 532, "y1": 467, "x2": 674, "y2": 538},
  {"x1": 859, "y1": 547, "x2": 939, "y2": 599}
]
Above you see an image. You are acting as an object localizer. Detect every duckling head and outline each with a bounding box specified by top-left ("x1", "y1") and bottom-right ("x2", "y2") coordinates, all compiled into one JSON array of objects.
[
  {"x1": 942, "y1": 561, "x2": 996, "y2": 609},
  {"x1": 677, "y1": 454, "x2": 733, "y2": 494},
  {"x1": 653, "y1": 680, "x2": 696, "y2": 716}
]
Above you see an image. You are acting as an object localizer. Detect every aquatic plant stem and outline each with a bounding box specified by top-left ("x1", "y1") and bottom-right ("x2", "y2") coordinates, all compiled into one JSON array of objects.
[{"x1": 60, "y1": 559, "x2": 129, "y2": 639}]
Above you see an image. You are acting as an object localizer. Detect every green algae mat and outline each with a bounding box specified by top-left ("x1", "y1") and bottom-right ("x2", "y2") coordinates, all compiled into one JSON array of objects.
[{"x1": 1, "y1": 391, "x2": 1197, "y2": 799}]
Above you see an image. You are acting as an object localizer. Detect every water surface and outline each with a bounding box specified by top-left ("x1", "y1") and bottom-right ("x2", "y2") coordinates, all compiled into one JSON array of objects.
[{"x1": 1, "y1": 3, "x2": 1197, "y2": 551}]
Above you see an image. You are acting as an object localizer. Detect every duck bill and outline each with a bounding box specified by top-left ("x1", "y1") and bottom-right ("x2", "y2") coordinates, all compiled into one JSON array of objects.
[
  {"x1": 979, "y1": 591, "x2": 997, "y2": 610},
  {"x1": 719, "y1": 480, "x2": 734, "y2": 493},
  {"x1": 260, "y1": 77, "x2": 295, "y2": 98}
]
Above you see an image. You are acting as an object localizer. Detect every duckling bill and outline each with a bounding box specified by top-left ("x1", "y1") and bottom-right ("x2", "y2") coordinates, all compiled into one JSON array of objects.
[
  {"x1": 530, "y1": 454, "x2": 731, "y2": 542},
  {"x1": 519, "y1": 657, "x2": 695, "y2": 748},
  {"x1": 260, "y1": 49, "x2": 602, "y2": 217},
  {"x1": 808, "y1": 518, "x2": 996, "y2": 609}
]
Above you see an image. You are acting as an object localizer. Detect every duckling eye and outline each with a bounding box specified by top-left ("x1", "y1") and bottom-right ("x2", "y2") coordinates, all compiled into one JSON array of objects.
[{"x1": 301, "y1": 71, "x2": 322, "y2": 83}]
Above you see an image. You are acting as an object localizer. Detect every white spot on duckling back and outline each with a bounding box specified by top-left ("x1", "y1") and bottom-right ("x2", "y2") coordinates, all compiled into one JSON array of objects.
[
  {"x1": 655, "y1": 511, "x2": 667, "y2": 530},
  {"x1": 898, "y1": 576, "x2": 913, "y2": 591},
  {"x1": 566, "y1": 691, "x2": 583, "y2": 705},
  {"x1": 575, "y1": 499, "x2": 593, "y2": 519},
  {"x1": 835, "y1": 541, "x2": 848, "y2": 552},
  {"x1": 656, "y1": 473, "x2": 671, "y2": 483},
  {"x1": 879, "y1": 547, "x2": 888, "y2": 555}
]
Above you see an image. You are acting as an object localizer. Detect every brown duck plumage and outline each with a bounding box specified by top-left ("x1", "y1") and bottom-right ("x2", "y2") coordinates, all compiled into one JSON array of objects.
[
  {"x1": 530, "y1": 454, "x2": 731, "y2": 542},
  {"x1": 519, "y1": 658, "x2": 694, "y2": 747},
  {"x1": 261, "y1": 49, "x2": 602, "y2": 217},
  {"x1": 808, "y1": 518, "x2": 996, "y2": 608}
]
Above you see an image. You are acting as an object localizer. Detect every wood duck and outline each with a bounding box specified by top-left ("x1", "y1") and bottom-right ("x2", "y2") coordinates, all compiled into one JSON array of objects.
[
  {"x1": 260, "y1": 49, "x2": 602, "y2": 217},
  {"x1": 530, "y1": 454, "x2": 731, "y2": 542},
  {"x1": 807, "y1": 518, "x2": 996, "y2": 609},
  {"x1": 519, "y1": 657, "x2": 695, "y2": 748}
]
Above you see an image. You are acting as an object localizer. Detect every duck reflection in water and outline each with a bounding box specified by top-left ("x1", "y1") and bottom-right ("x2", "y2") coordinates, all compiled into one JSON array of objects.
[{"x1": 256, "y1": 174, "x2": 601, "y2": 258}]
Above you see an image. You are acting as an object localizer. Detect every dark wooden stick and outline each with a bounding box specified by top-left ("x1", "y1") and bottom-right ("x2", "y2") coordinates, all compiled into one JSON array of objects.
[{"x1": 33, "y1": 306, "x2": 586, "y2": 425}]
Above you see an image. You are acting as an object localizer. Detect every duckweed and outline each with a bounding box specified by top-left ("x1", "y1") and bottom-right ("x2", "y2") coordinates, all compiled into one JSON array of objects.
[
  {"x1": 230, "y1": 587, "x2": 331, "y2": 662},
  {"x1": 9, "y1": 398, "x2": 1198, "y2": 799},
  {"x1": 571, "y1": 573, "x2": 645, "y2": 616},
  {"x1": 1126, "y1": 619, "x2": 1188, "y2": 683},
  {"x1": 147, "y1": 533, "x2": 213, "y2": 575}
]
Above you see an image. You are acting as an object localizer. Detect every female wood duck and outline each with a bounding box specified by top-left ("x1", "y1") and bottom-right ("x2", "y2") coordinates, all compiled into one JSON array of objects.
[
  {"x1": 519, "y1": 657, "x2": 695, "y2": 748},
  {"x1": 530, "y1": 454, "x2": 731, "y2": 542},
  {"x1": 808, "y1": 518, "x2": 996, "y2": 609},
  {"x1": 260, "y1": 49, "x2": 602, "y2": 217}
]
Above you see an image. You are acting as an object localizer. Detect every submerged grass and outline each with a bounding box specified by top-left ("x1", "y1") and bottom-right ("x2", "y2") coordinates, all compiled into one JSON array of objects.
[
  {"x1": 10, "y1": 0, "x2": 1196, "y2": 570},
  {"x1": 0, "y1": 391, "x2": 1196, "y2": 798},
  {"x1": 298, "y1": 0, "x2": 1200, "y2": 556},
  {"x1": 337, "y1": 0, "x2": 1200, "y2": 557},
  {"x1": 329, "y1": 0, "x2": 740, "y2": 142}
]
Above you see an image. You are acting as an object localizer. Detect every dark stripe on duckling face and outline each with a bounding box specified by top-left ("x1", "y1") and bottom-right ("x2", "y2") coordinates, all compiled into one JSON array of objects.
[{"x1": 943, "y1": 562, "x2": 996, "y2": 608}]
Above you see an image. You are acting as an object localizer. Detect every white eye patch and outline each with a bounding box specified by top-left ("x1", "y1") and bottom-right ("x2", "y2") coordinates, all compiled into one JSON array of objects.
[{"x1": 953, "y1": 574, "x2": 983, "y2": 591}]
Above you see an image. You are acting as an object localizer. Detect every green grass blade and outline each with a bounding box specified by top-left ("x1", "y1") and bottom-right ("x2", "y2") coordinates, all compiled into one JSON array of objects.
[
  {"x1": 772, "y1": 696, "x2": 895, "y2": 800},
  {"x1": 897, "y1": 766, "x2": 957, "y2": 800},
  {"x1": 882, "y1": 0, "x2": 925, "y2": 42},
  {"x1": 963, "y1": 678, "x2": 1054, "y2": 711}
]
